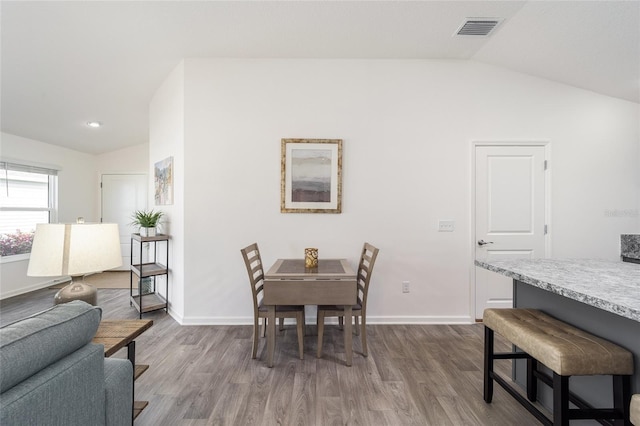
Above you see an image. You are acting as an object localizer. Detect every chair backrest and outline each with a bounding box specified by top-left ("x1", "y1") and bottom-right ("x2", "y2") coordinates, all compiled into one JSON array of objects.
[
  {"x1": 240, "y1": 243, "x2": 264, "y2": 312},
  {"x1": 357, "y1": 242, "x2": 379, "y2": 311}
]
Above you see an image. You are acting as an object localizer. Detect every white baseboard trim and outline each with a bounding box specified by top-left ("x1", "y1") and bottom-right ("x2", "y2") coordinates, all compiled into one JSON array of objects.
[
  {"x1": 0, "y1": 277, "x2": 70, "y2": 300},
  {"x1": 174, "y1": 314, "x2": 475, "y2": 326},
  {"x1": 367, "y1": 315, "x2": 475, "y2": 324}
]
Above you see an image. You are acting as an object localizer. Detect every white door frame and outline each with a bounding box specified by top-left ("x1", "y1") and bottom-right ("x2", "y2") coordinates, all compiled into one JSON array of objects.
[{"x1": 470, "y1": 141, "x2": 552, "y2": 321}]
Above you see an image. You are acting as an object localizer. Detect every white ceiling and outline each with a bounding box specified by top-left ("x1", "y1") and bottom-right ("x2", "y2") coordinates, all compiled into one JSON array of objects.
[{"x1": 2, "y1": 1, "x2": 639, "y2": 155}]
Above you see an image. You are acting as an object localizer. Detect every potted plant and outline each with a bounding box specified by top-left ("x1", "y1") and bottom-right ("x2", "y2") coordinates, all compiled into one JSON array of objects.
[{"x1": 131, "y1": 210, "x2": 164, "y2": 237}]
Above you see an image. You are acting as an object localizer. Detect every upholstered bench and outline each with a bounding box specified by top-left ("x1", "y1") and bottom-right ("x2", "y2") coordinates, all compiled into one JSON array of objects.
[
  {"x1": 632, "y1": 395, "x2": 639, "y2": 425},
  {"x1": 483, "y1": 308, "x2": 633, "y2": 426}
]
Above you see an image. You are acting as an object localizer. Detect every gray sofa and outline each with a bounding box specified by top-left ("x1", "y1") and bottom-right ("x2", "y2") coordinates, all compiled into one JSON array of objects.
[{"x1": 0, "y1": 300, "x2": 133, "y2": 426}]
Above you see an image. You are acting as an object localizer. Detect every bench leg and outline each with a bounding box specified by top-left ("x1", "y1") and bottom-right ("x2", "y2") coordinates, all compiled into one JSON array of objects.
[
  {"x1": 484, "y1": 326, "x2": 494, "y2": 403},
  {"x1": 527, "y1": 357, "x2": 537, "y2": 402},
  {"x1": 553, "y1": 373, "x2": 570, "y2": 426},
  {"x1": 612, "y1": 375, "x2": 631, "y2": 426}
]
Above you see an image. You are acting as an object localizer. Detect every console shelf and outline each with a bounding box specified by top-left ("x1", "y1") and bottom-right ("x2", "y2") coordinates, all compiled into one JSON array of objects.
[{"x1": 130, "y1": 233, "x2": 169, "y2": 318}]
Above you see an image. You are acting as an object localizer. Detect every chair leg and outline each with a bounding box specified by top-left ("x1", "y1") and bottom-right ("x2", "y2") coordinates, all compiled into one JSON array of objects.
[
  {"x1": 252, "y1": 316, "x2": 259, "y2": 359},
  {"x1": 354, "y1": 316, "x2": 360, "y2": 336},
  {"x1": 360, "y1": 315, "x2": 368, "y2": 357},
  {"x1": 296, "y1": 312, "x2": 304, "y2": 360},
  {"x1": 338, "y1": 316, "x2": 343, "y2": 330},
  {"x1": 317, "y1": 310, "x2": 325, "y2": 358},
  {"x1": 279, "y1": 317, "x2": 285, "y2": 331},
  {"x1": 262, "y1": 317, "x2": 267, "y2": 337},
  {"x1": 302, "y1": 310, "x2": 306, "y2": 336}
]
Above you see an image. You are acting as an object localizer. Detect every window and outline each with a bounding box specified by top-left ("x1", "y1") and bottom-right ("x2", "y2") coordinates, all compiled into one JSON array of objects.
[{"x1": 0, "y1": 161, "x2": 58, "y2": 258}]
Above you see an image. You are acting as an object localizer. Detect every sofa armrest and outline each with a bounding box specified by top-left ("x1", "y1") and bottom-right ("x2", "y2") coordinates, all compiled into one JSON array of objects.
[
  {"x1": 0, "y1": 343, "x2": 105, "y2": 425},
  {"x1": 104, "y1": 358, "x2": 133, "y2": 426},
  {"x1": 0, "y1": 300, "x2": 102, "y2": 392}
]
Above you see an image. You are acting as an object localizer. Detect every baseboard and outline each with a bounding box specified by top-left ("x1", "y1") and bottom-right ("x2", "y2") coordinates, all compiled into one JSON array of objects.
[
  {"x1": 175, "y1": 314, "x2": 475, "y2": 326},
  {"x1": 367, "y1": 315, "x2": 475, "y2": 324}
]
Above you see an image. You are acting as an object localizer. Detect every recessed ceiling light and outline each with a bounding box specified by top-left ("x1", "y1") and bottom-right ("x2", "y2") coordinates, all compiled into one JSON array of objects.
[{"x1": 87, "y1": 121, "x2": 102, "y2": 128}]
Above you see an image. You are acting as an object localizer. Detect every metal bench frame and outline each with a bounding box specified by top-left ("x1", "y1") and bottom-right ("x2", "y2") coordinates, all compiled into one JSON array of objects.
[{"x1": 484, "y1": 326, "x2": 632, "y2": 426}]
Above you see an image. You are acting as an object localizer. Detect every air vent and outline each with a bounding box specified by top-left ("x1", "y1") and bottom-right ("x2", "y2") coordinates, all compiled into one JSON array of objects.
[{"x1": 455, "y1": 18, "x2": 502, "y2": 36}]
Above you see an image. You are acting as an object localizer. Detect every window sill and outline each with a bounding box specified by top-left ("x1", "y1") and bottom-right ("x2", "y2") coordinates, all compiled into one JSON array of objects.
[{"x1": 0, "y1": 253, "x2": 30, "y2": 264}]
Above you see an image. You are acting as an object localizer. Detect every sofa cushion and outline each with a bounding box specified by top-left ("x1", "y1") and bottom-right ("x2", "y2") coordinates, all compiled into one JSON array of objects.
[{"x1": 0, "y1": 300, "x2": 102, "y2": 392}]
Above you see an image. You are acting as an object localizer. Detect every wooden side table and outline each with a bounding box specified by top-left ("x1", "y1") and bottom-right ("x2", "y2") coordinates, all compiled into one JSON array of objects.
[{"x1": 92, "y1": 319, "x2": 153, "y2": 420}]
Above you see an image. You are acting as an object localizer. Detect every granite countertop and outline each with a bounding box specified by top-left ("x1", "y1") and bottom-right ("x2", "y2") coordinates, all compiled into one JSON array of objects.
[{"x1": 475, "y1": 258, "x2": 640, "y2": 322}]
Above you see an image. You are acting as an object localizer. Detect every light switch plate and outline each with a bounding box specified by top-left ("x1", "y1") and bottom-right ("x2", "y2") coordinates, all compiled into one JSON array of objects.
[{"x1": 438, "y1": 220, "x2": 455, "y2": 232}]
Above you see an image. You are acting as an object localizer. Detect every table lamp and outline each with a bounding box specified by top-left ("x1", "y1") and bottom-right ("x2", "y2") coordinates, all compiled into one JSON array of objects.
[{"x1": 27, "y1": 221, "x2": 122, "y2": 305}]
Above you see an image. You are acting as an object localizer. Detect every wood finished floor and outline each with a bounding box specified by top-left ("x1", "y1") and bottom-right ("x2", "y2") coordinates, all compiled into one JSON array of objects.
[{"x1": 0, "y1": 289, "x2": 542, "y2": 426}]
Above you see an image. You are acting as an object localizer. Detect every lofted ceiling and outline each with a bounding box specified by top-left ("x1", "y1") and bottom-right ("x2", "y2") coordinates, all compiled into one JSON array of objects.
[{"x1": 1, "y1": 1, "x2": 639, "y2": 155}]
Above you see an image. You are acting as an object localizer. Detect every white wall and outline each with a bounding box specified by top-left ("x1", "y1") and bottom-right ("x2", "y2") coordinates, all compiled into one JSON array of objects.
[
  {"x1": 0, "y1": 132, "x2": 98, "y2": 298},
  {"x1": 150, "y1": 58, "x2": 639, "y2": 325},
  {"x1": 149, "y1": 62, "x2": 185, "y2": 320},
  {"x1": 97, "y1": 143, "x2": 148, "y2": 175}
]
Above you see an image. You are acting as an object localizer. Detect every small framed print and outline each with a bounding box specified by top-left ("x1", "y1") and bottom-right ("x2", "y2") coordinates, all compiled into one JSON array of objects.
[{"x1": 154, "y1": 156, "x2": 173, "y2": 205}]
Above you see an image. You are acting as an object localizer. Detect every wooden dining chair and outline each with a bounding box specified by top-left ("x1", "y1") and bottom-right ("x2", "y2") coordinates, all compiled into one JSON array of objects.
[
  {"x1": 317, "y1": 242, "x2": 379, "y2": 358},
  {"x1": 240, "y1": 243, "x2": 305, "y2": 360}
]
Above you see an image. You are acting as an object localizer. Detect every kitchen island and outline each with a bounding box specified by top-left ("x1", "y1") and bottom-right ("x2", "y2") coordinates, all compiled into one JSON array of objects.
[{"x1": 475, "y1": 258, "x2": 640, "y2": 415}]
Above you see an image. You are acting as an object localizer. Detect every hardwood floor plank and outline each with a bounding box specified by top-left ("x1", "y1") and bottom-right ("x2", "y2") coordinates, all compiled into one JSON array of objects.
[
  {"x1": 263, "y1": 361, "x2": 296, "y2": 425},
  {"x1": 0, "y1": 288, "x2": 546, "y2": 425},
  {"x1": 181, "y1": 373, "x2": 223, "y2": 420},
  {"x1": 376, "y1": 381, "x2": 424, "y2": 425},
  {"x1": 316, "y1": 396, "x2": 342, "y2": 426},
  {"x1": 232, "y1": 365, "x2": 272, "y2": 425},
  {"x1": 337, "y1": 359, "x2": 376, "y2": 426},
  {"x1": 207, "y1": 383, "x2": 250, "y2": 426},
  {"x1": 288, "y1": 371, "x2": 316, "y2": 426},
  {"x1": 412, "y1": 387, "x2": 453, "y2": 425},
  {"x1": 315, "y1": 358, "x2": 340, "y2": 397}
]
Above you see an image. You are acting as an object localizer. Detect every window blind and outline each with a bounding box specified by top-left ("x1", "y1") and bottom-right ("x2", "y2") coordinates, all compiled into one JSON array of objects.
[{"x1": 0, "y1": 161, "x2": 59, "y2": 176}]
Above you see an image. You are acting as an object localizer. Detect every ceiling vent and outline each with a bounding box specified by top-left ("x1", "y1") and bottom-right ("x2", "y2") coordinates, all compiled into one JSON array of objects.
[{"x1": 455, "y1": 18, "x2": 502, "y2": 36}]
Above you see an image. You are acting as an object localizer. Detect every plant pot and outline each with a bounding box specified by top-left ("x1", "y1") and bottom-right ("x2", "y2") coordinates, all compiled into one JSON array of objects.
[{"x1": 140, "y1": 227, "x2": 157, "y2": 237}]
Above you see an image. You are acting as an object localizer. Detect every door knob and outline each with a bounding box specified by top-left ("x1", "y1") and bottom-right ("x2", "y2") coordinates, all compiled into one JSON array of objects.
[{"x1": 478, "y1": 240, "x2": 494, "y2": 246}]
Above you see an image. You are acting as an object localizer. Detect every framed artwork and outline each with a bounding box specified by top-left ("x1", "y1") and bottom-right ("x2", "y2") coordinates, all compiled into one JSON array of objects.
[
  {"x1": 154, "y1": 156, "x2": 173, "y2": 205},
  {"x1": 281, "y1": 138, "x2": 342, "y2": 213}
]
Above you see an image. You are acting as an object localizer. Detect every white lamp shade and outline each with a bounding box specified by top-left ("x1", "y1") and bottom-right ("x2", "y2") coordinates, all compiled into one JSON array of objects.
[{"x1": 27, "y1": 223, "x2": 122, "y2": 277}]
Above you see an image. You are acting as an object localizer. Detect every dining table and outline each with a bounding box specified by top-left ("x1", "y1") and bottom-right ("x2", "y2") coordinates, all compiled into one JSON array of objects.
[{"x1": 263, "y1": 258, "x2": 357, "y2": 367}]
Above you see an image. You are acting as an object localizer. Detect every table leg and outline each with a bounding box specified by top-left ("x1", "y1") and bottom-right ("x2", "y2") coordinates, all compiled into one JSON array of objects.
[
  {"x1": 127, "y1": 341, "x2": 135, "y2": 423},
  {"x1": 344, "y1": 305, "x2": 353, "y2": 366},
  {"x1": 267, "y1": 305, "x2": 276, "y2": 368}
]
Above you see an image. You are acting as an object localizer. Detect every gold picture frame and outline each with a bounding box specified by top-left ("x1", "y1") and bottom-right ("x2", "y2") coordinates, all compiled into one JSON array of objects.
[{"x1": 281, "y1": 138, "x2": 342, "y2": 213}]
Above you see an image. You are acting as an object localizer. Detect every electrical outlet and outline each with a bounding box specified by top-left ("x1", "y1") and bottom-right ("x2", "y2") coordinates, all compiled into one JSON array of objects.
[
  {"x1": 438, "y1": 220, "x2": 455, "y2": 232},
  {"x1": 402, "y1": 281, "x2": 410, "y2": 293}
]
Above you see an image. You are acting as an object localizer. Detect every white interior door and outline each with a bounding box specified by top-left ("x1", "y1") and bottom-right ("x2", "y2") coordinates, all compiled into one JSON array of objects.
[
  {"x1": 475, "y1": 145, "x2": 548, "y2": 319},
  {"x1": 101, "y1": 174, "x2": 147, "y2": 270}
]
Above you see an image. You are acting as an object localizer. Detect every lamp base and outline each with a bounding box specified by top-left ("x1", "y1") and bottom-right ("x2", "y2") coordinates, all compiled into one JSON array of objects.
[{"x1": 54, "y1": 280, "x2": 98, "y2": 306}]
